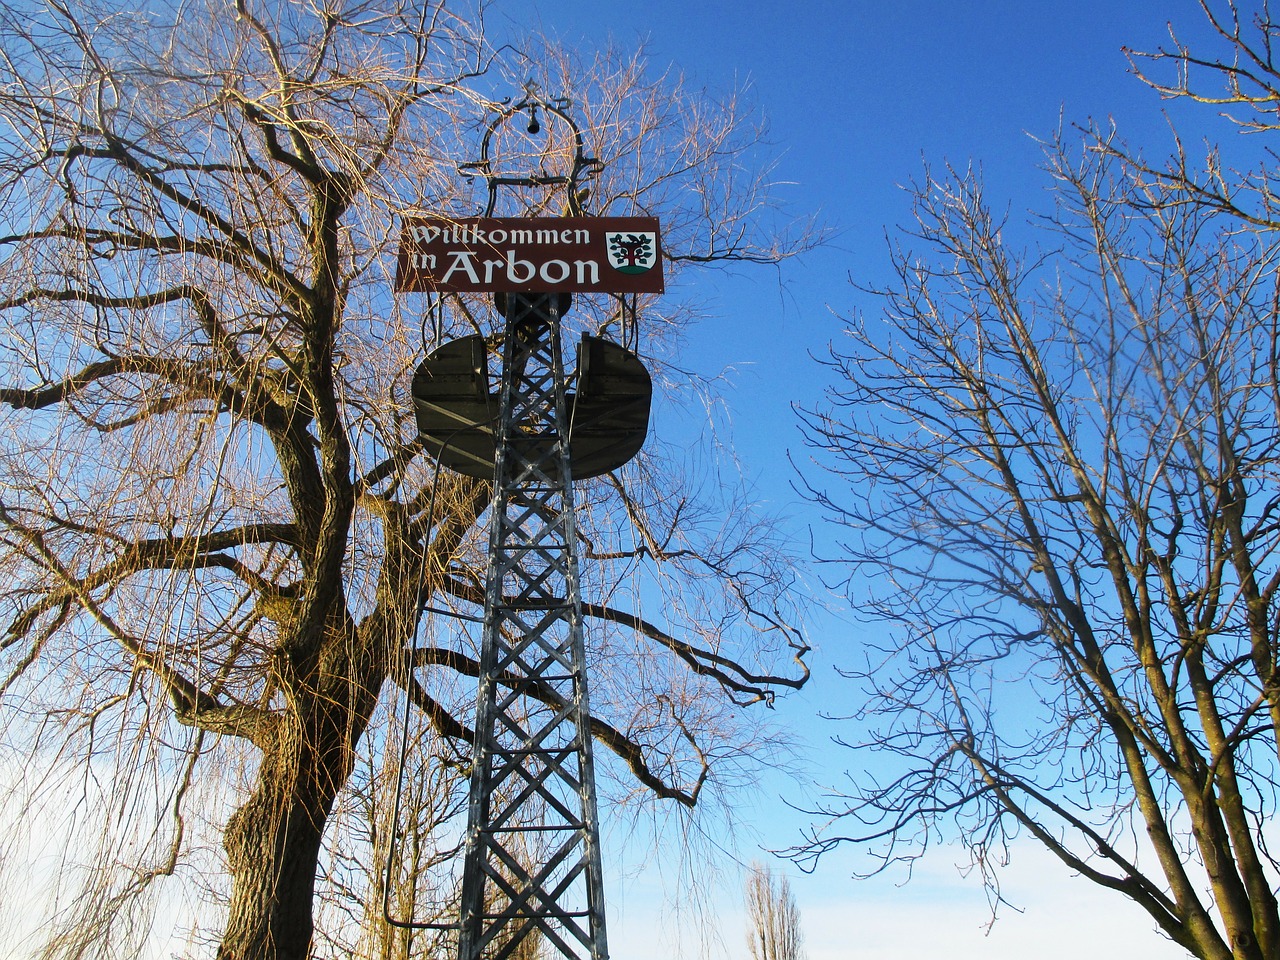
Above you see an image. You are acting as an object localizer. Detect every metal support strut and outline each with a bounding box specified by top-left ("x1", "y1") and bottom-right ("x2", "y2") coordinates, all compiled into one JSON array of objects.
[{"x1": 456, "y1": 292, "x2": 609, "y2": 960}]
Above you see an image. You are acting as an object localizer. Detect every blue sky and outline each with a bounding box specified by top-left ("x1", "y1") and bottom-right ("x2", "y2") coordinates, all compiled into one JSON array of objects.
[
  {"x1": 498, "y1": 2, "x2": 1237, "y2": 959},
  {"x1": 508, "y1": 0, "x2": 1232, "y2": 503}
]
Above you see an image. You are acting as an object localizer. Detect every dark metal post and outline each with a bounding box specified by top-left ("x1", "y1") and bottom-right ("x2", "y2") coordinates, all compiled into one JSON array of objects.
[{"x1": 456, "y1": 292, "x2": 609, "y2": 960}]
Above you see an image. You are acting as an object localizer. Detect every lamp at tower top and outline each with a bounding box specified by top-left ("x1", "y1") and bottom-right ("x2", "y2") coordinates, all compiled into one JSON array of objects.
[{"x1": 460, "y1": 81, "x2": 603, "y2": 218}]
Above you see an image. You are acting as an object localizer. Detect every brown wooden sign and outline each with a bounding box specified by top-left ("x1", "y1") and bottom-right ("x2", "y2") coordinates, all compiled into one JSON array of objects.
[{"x1": 395, "y1": 216, "x2": 663, "y2": 294}]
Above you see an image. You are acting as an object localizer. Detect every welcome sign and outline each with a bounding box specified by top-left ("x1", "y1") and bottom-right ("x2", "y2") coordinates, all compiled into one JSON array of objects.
[{"x1": 395, "y1": 216, "x2": 664, "y2": 294}]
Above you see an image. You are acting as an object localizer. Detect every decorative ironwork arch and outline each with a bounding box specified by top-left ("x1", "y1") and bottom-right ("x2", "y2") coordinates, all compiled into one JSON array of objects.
[{"x1": 460, "y1": 81, "x2": 604, "y2": 217}]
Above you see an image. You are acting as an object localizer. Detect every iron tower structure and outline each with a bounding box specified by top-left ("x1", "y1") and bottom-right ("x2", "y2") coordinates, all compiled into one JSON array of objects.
[
  {"x1": 455, "y1": 290, "x2": 609, "y2": 960},
  {"x1": 391, "y1": 87, "x2": 656, "y2": 960}
]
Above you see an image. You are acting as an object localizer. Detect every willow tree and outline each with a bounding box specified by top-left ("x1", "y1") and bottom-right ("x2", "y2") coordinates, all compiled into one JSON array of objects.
[
  {"x1": 0, "y1": 2, "x2": 811, "y2": 958},
  {"x1": 795, "y1": 4, "x2": 1280, "y2": 957}
]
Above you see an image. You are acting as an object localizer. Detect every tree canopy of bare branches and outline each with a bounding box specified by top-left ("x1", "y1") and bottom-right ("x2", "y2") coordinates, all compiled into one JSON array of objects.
[
  {"x1": 794, "y1": 4, "x2": 1280, "y2": 959},
  {"x1": 0, "y1": 2, "x2": 813, "y2": 958}
]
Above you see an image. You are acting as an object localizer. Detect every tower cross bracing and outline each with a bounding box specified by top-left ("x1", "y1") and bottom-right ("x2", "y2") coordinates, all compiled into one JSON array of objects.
[{"x1": 455, "y1": 292, "x2": 609, "y2": 960}]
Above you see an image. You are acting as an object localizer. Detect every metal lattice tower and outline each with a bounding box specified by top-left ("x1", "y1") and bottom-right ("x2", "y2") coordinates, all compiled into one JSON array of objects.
[
  {"x1": 391, "y1": 84, "x2": 657, "y2": 960},
  {"x1": 455, "y1": 292, "x2": 609, "y2": 960}
]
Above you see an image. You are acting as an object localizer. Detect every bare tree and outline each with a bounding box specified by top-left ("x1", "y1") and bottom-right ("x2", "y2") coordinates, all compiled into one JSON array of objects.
[
  {"x1": 793, "y1": 7, "x2": 1280, "y2": 957},
  {"x1": 0, "y1": 2, "x2": 813, "y2": 958},
  {"x1": 744, "y1": 863, "x2": 803, "y2": 960},
  {"x1": 1119, "y1": 0, "x2": 1280, "y2": 233}
]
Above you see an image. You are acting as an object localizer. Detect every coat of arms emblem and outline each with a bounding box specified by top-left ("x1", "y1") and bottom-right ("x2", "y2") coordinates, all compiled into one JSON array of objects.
[{"x1": 604, "y1": 231, "x2": 658, "y2": 275}]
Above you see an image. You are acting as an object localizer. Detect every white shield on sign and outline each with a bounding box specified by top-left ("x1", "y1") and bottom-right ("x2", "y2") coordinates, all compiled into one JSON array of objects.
[{"x1": 604, "y1": 231, "x2": 658, "y2": 275}]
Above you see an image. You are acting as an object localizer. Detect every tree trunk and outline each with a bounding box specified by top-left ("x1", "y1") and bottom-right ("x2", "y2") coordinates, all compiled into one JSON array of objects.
[
  {"x1": 219, "y1": 658, "x2": 383, "y2": 960},
  {"x1": 220, "y1": 773, "x2": 326, "y2": 960}
]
